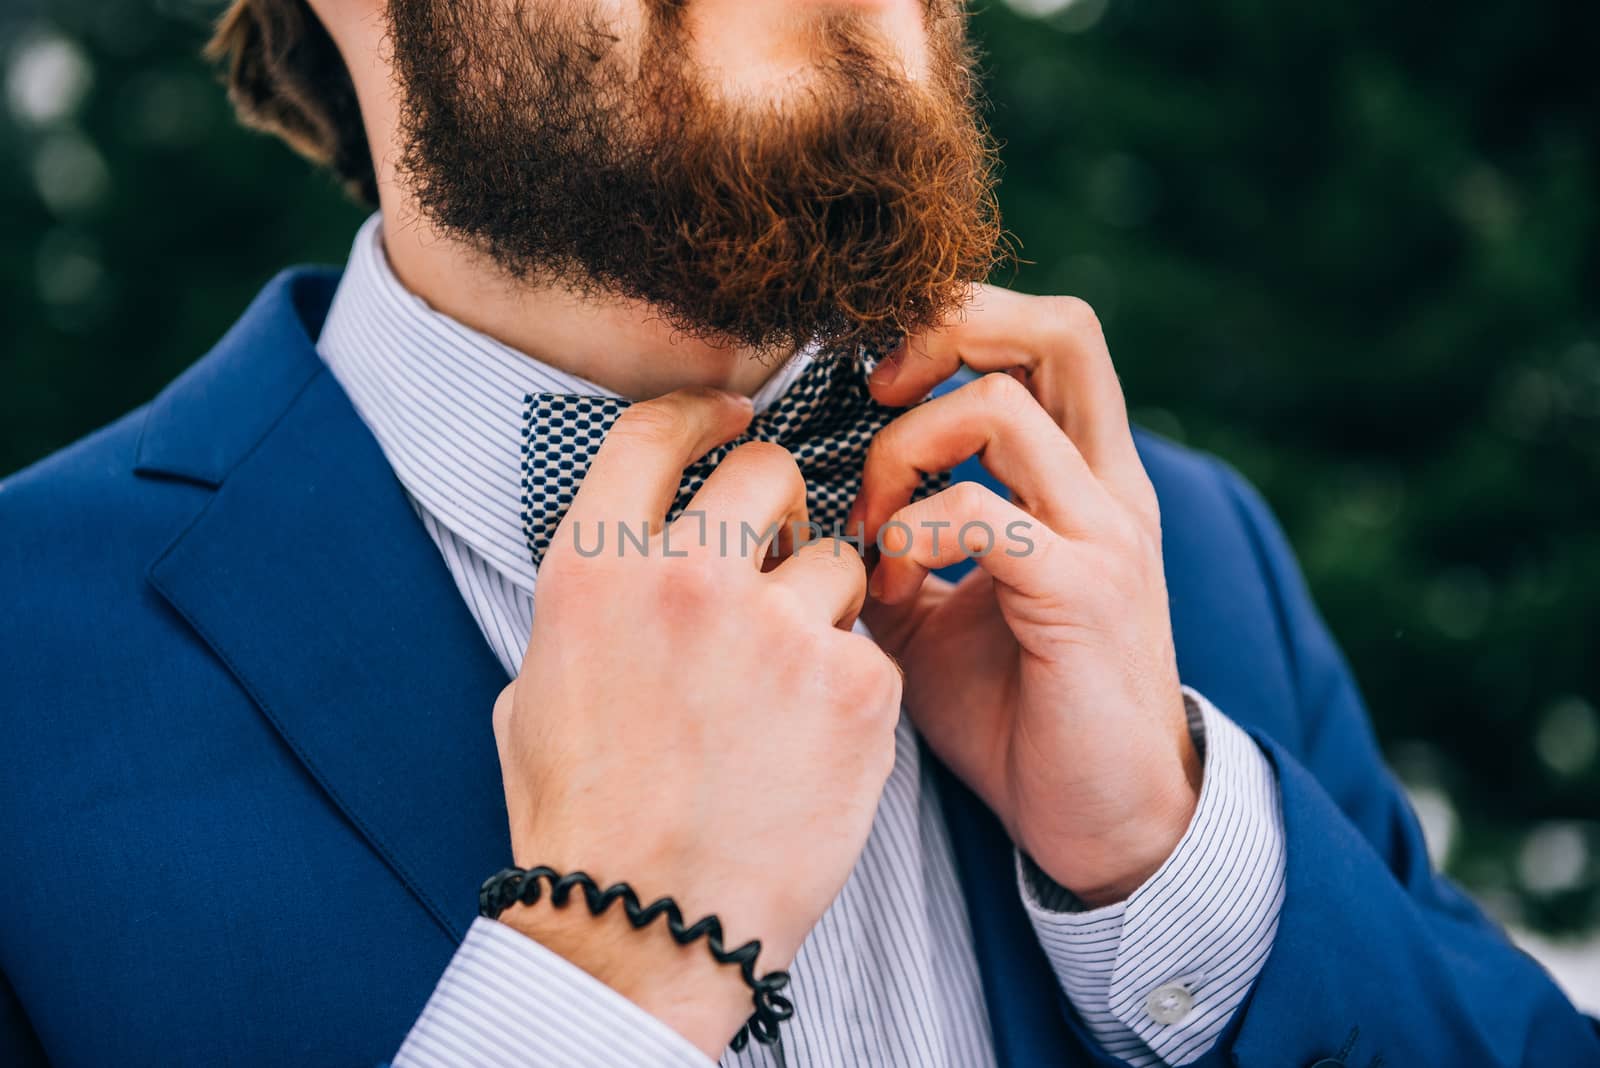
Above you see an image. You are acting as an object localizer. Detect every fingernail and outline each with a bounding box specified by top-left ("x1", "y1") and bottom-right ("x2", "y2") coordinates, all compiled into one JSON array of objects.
[{"x1": 868, "y1": 566, "x2": 886, "y2": 600}]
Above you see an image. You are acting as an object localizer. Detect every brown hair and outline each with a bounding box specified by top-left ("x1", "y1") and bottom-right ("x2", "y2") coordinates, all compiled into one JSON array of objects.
[{"x1": 206, "y1": 0, "x2": 377, "y2": 204}]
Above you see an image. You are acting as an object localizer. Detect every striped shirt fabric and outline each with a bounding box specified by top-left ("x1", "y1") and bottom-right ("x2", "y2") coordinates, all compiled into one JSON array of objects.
[{"x1": 317, "y1": 214, "x2": 1286, "y2": 1068}]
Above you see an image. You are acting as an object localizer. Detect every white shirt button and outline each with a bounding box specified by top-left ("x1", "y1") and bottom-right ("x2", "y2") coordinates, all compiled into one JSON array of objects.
[{"x1": 1144, "y1": 982, "x2": 1195, "y2": 1025}]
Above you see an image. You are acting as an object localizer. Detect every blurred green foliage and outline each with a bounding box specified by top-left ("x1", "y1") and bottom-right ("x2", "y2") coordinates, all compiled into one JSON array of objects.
[{"x1": 2, "y1": 1, "x2": 1597, "y2": 933}]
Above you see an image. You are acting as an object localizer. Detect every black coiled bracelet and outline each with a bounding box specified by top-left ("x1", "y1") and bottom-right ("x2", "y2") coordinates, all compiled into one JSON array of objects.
[{"x1": 478, "y1": 866, "x2": 794, "y2": 1054}]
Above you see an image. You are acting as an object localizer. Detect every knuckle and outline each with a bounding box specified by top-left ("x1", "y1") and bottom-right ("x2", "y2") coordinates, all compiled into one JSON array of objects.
[
  {"x1": 540, "y1": 527, "x2": 622, "y2": 585},
  {"x1": 537, "y1": 538, "x2": 574, "y2": 576},
  {"x1": 834, "y1": 640, "x2": 902, "y2": 725},
  {"x1": 945, "y1": 479, "x2": 991, "y2": 517},
  {"x1": 535, "y1": 566, "x2": 615, "y2": 631},
  {"x1": 975, "y1": 370, "x2": 1028, "y2": 406},
  {"x1": 863, "y1": 420, "x2": 899, "y2": 466},
  {"x1": 811, "y1": 537, "x2": 867, "y2": 574},
  {"x1": 725, "y1": 441, "x2": 804, "y2": 490},
  {"x1": 491, "y1": 684, "x2": 518, "y2": 741},
  {"x1": 876, "y1": 660, "x2": 905, "y2": 716},
  {"x1": 1045, "y1": 294, "x2": 1103, "y2": 339},
  {"x1": 728, "y1": 439, "x2": 794, "y2": 468},
  {"x1": 654, "y1": 551, "x2": 721, "y2": 607},
  {"x1": 531, "y1": 541, "x2": 579, "y2": 591},
  {"x1": 764, "y1": 580, "x2": 811, "y2": 625},
  {"x1": 785, "y1": 616, "x2": 835, "y2": 665},
  {"x1": 610, "y1": 399, "x2": 688, "y2": 444}
]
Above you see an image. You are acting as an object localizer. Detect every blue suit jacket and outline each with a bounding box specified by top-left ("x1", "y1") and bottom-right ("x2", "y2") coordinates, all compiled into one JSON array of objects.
[{"x1": 1, "y1": 269, "x2": 1594, "y2": 1067}]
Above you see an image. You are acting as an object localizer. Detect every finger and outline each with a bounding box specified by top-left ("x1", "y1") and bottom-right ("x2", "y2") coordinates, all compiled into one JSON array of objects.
[
  {"x1": 868, "y1": 286, "x2": 1142, "y2": 488},
  {"x1": 858, "y1": 572, "x2": 955, "y2": 661},
  {"x1": 869, "y1": 481, "x2": 1060, "y2": 605},
  {"x1": 566, "y1": 387, "x2": 753, "y2": 533},
  {"x1": 769, "y1": 538, "x2": 869, "y2": 628},
  {"x1": 675, "y1": 441, "x2": 809, "y2": 568},
  {"x1": 851, "y1": 372, "x2": 1115, "y2": 544}
]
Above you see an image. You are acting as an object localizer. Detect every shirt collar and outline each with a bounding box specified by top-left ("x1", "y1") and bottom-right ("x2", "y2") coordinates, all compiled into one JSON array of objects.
[{"x1": 316, "y1": 213, "x2": 814, "y2": 592}]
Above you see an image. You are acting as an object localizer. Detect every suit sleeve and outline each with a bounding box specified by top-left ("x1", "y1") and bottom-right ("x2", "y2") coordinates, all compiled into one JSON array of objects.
[{"x1": 1208, "y1": 459, "x2": 1600, "y2": 1068}]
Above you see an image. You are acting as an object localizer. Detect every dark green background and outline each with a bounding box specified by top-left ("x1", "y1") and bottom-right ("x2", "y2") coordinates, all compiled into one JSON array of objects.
[{"x1": 3, "y1": 1, "x2": 1597, "y2": 935}]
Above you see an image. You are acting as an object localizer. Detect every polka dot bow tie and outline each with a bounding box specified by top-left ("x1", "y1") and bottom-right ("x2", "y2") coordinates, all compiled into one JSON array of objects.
[{"x1": 519, "y1": 343, "x2": 950, "y2": 567}]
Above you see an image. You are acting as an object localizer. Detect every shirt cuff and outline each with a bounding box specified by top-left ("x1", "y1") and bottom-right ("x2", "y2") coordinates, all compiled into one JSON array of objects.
[
  {"x1": 1017, "y1": 687, "x2": 1287, "y2": 1066},
  {"x1": 394, "y1": 916, "x2": 715, "y2": 1068}
]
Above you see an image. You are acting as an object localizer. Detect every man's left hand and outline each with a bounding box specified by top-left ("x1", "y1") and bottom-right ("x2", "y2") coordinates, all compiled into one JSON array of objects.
[{"x1": 849, "y1": 285, "x2": 1201, "y2": 906}]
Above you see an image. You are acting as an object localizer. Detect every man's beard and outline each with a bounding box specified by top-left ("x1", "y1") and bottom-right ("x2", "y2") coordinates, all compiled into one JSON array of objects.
[{"x1": 386, "y1": 0, "x2": 1002, "y2": 355}]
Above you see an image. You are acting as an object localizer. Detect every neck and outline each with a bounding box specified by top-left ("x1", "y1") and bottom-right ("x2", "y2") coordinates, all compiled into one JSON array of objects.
[{"x1": 377, "y1": 205, "x2": 792, "y2": 402}]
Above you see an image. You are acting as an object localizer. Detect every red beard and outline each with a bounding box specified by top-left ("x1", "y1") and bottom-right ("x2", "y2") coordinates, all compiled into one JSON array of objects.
[{"x1": 389, "y1": 0, "x2": 1004, "y2": 355}]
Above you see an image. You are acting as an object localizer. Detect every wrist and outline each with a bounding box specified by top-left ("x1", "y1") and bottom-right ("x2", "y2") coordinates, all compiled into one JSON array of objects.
[
  {"x1": 1067, "y1": 787, "x2": 1197, "y2": 907},
  {"x1": 499, "y1": 898, "x2": 753, "y2": 1059},
  {"x1": 1028, "y1": 732, "x2": 1202, "y2": 907}
]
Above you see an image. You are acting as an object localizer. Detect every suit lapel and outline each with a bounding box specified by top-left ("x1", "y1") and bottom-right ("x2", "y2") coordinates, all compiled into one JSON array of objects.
[{"x1": 144, "y1": 273, "x2": 513, "y2": 942}]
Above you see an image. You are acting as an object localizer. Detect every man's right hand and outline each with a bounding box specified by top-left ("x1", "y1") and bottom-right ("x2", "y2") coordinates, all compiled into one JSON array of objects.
[{"x1": 490, "y1": 387, "x2": 903, "y2": 1058}]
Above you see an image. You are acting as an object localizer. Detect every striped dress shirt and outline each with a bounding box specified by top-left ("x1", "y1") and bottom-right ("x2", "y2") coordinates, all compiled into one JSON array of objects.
[{"x1": 316, "y1": 214, "x2": 1287, "y2": 1067}]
